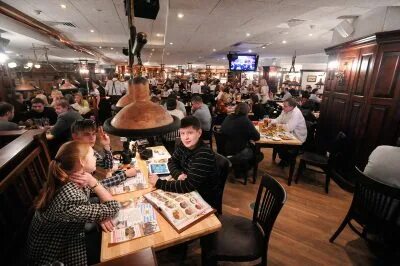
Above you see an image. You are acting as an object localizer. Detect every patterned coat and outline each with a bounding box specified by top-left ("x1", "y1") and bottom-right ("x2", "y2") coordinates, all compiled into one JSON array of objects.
[{"x1": 27, "y1": 182, "x2": 120, "y2": 265}]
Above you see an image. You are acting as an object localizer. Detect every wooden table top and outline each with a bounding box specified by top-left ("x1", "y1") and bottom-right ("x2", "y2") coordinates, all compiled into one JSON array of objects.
[
  {"x1": 100, "y1": 147, "x2": 222, "y2": 262},
  {"x1": 255, "y1": 125, "x2": 302, "y2": 146}
]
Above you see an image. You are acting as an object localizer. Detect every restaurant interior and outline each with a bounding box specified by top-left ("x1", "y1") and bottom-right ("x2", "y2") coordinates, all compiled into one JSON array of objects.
[{"x1": 0, "y1": 0, "x2": 400, "y2": 265}]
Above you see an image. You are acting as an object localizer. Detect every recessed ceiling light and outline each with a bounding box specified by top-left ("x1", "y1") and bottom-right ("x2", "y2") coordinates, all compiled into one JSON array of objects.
[
  {"x1": 110, "y1": 47, "x2": 114, "y2": 50},
  {"x1": 90, "y1": 29, "x2": 94, "y2": 33},
  {"x1": 5, "y1": 50, "x2": 12, "y2": 54},
  {"x1": 282, "y1": 40, "x2": 287, "y2": 44},
  {"x1": 16, "y1": 53, "x2": 19, "y2": 56},
  {"x1": 169, "y1": 42, "x2": 173, "y2": 45},
  {"x1": 99, "y1": 46, "x2": 102, "y2": 49},
  {"x1": 156, "y1": 33, "x2": 163, "y2": 37},
  {"x1": 262, "y1": 46, "x2": 266, "y2": 49},
  {"x1": 212, "y1": 48, "x2": 216, "y2": 52},
  {"x1": 246, "y1": 33, "x2": 251, "y2": 37},
  {"x1": 151, "y1": 48, "x2": 155, "y2": 52},
  {"x1": 309, "y1": 33, "x2": 313, "y2": 36},
  {"x1": 60, "y1": 4, "x2": 66, "y2": 9},
  {"x1": 177, "y1": 13, "x2": 184, "y2": 18},
  {"x1": 248, "y1": 49, "x2": 252, "y2": 53}
]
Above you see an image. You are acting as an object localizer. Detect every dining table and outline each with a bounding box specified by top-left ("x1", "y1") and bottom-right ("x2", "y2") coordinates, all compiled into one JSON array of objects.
[
  {"x1": 100, "y1": 146, "x2": 222, "y2": 262},
  {"x1": 252, "y1": 124, "x2": 303, "y2": 185}
]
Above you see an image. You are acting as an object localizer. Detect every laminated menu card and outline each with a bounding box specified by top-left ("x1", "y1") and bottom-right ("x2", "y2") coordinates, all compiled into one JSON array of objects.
[
  {"x1": 143, "y1": 190, "x2": 215, "y2": 233},
  {"x1": 108, "y1": 170, "x2": 148, "y2": 195},
  {"x1": 110, "y1": 199, "x2": 160, "y2": 244}
]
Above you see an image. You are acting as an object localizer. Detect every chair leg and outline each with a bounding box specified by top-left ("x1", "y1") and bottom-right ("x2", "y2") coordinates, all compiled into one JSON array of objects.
[
  {"x1": 329, "y1": 214, "x2": 351, "y2": 243},
  {"x1": 295, "y1": 160, "x2": 305, "y2": 184}
]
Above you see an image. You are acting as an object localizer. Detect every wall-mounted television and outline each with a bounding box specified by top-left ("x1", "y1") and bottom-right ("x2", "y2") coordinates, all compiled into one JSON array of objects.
[{"x1": 228, "y1": 53, "x2": 259, "y2": 71}]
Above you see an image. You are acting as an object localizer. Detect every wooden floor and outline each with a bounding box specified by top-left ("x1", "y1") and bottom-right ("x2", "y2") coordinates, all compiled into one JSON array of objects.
[{"x1": 107, "y1": 137, "x2": 376, "y2": 265}]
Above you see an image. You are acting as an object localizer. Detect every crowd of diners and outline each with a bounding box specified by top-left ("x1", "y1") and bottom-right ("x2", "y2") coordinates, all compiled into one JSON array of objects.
[{"x1": 0, "y1": 74, "x2": 398, "y2": 265}]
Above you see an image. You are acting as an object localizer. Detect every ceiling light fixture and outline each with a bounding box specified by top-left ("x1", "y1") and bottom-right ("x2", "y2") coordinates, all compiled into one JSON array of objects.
[
  {"x1": 156, "y1": 33, "x2": 163, "y2": 37},
  {"x1": 151, "y1": 48, "x2": 155, "y2": 52},
  {"x1": 90, "y1": 29, "x2": 95, "y2": 33},
  {"x1": 169, "y1": 42, "x2": 173, "y2": 45},
  {"x1": 60, "y1": 4, "x2": 66, "y2": 9},
  {"x1": 248, "y1": 49, "x2": 252, "y2": 53},
  {"x1": 26, "y1": 62, "x2": 33, "y2": 68},
  {"x1": 282, "y1": 40, "x2": 287, "y2": 44},
  {"x1": 99, "y1": 46, "x2": 102, "y2": 49},
  {"x1": 110, "y1": 47, "x2": 114, "y2": 50},
  {"x1": 262, "y1": 46, "x2": 266, "y2": 48},
  {"x1": 309, "y1": 33, "x2": 313, "y2": 36},
  {"x1": 246, "y1": 33, "x2": 251, "y2": 37},
  {"x1": 34, "y1": 64, "x2": 41, "y2": 69},
  {"x1": 8, "y1": 62, "x2": 17, "y2": 68},
  {"x1": 177, "y1": 13, "x2": 184, "y2": 18},
  {"x1": 212, "y1": 48, "x2": 216, "y2": 52}
]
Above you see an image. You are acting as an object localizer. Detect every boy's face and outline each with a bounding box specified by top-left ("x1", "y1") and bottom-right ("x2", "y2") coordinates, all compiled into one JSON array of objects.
[
  {"x1": 179, "y1": 126, "x2": 202, "y2": 150},
  {"x1": 72, "y1": 130, "x2": 97, "y2": 147}
]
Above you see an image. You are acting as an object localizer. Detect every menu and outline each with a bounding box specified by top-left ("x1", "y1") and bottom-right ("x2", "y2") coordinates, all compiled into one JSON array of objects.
[
  {"x1": 108, "y1": 170, "x2": 148, "y2": 195},
  {"x1": 110, "y1": 199, "x2": 160, "y2": 244},
  {"x1": 143, "y1": 190, "x2": 215, "y2": 233}
]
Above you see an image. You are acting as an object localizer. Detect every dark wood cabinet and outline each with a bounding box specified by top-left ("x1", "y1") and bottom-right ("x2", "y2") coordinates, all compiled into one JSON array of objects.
[{"x1": 319, "y1": 30, "x2": 400, "y2": 167}]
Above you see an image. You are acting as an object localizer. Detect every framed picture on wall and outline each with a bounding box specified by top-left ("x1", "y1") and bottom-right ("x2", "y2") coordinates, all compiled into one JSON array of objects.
[{"x1": 307, "y1": 75, "x2": 317, "y2": 82}]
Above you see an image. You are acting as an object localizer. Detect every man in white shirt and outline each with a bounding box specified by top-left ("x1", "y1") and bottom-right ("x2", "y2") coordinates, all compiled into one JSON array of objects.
[
  {"x1": 105, "y1": 74, "x2": 125, "y2": 97},
  {"x1": 191, "y1": 79, "x2": 202, "y2": 94},
  {"x1": 281, "y1": 87, "x2": 292, "y2": 101},
  {"x1": 269, "y1": 98, "x2": 307, "y2": 166},
  {"x1": 260, "y1": 79, "x2": 270, "y2": 104}
]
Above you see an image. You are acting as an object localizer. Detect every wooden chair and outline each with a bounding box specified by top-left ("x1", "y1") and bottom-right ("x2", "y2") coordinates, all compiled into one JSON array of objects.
[
  {"x1": 330, "y1": 167, "x2": 400, "y2": 244},
  {"x1": 214, "y1": 152, "x2": 231, "y2": 215},
  {"x1": 214, "y1": 174, "x2": 287, "y2": 265},
  {"x1": 0, "y1": 129, "x2": 51, "y2": 265},
  {"x1": 295, "y1": 132, "x2": 347, "y2": 193}
]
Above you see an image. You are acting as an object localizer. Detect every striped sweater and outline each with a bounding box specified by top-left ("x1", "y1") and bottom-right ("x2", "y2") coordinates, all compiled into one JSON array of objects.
[{"x1": 156, "y1": 141, "x2": 218, "y2": 207}]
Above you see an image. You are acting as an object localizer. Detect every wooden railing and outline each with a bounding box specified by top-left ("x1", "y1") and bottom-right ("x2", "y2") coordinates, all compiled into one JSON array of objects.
[{"x1": 0, "y1": 129, "x2": 50, "y2": 265}]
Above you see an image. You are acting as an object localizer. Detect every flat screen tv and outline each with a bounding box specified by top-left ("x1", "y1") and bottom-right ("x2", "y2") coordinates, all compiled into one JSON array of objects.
[{"x1": 228, "y1": 54, "x2": 258, "y2": 71}]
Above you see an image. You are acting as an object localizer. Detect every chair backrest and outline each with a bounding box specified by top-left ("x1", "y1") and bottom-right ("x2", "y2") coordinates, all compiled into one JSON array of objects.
[
  {"x1": 252, "y1": 174, "x2": 287, "y2": 243},
  {"x1": 214, "y1": 152, "x2": 231, "y2": 214},
  {"x1": 351, "y1": 167, "x2": 400, "y2": 230},
  {"x1": 0, "y1": 129, "x2": 51, "y2": 265},
  {"x1": 213, "y1": 125, "x2": 226, "y2": 155}
]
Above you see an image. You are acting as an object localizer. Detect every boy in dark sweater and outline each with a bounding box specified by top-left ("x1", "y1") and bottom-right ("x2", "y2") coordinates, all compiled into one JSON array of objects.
[{"x1": 149, "y1": 116, "x2": 218, "y2": 208}]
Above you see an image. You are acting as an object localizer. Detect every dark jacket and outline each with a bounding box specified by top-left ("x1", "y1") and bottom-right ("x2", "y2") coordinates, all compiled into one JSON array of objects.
[
  {"x1": 50, "y1": 109, "x2": 83, "y2": 140},
  {"x1": 221, "y1": 114, "x2": 260, "y2": 155},
  {"x1": 25, "y1": 107, "x2": 58, "y2": 125},
  {"x1": 252, "y1": 103, "x2": 267, "y2": 120}
]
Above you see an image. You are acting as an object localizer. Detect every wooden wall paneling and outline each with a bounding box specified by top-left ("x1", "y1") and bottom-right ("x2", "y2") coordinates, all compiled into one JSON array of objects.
[{"x1": 334, "y1": 50, "x2": 359, "y2": 93}]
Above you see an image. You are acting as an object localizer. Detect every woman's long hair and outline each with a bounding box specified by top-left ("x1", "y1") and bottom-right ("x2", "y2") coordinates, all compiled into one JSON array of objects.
[{"x1": 36, "y1": 141, "x2": 91, "y2": 210}]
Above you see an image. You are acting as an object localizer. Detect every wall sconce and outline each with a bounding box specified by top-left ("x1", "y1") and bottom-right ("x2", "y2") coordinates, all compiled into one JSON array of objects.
[{"x1": 328, "y1": 60, "x2": 339, "y2": 70}]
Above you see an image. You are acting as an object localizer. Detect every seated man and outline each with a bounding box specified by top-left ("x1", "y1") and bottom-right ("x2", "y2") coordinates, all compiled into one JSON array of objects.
[
  {"x1": 364, "y1": 139, "x2": 400, "y2": 188},
  {"x1": 221, "y1": 103, "x2": 260, "y2": 179},
  {"x1": 191, "y1": 95, "x2": 212, "y2": 141},
  {"x1": 25, "y1": 98, "x2": 58, "y2": 126},
  {"x1": 0, "y1": 101, "x2": 19, "y2": 131},
  {"x1": 47, "y1": 99, "x2": 83, "y2": 157},
  {"x1": 71, "y1": 119, "x2": 137, "y2": 187},
  {"x1": 268, "y1": 98, "x2": 307, "y2": 166},
  {"x1": 149, "y1": 116, "x2": 218, "y2": 208}
]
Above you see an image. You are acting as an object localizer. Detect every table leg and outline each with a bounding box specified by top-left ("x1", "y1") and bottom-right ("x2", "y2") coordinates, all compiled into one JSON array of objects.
[
  {"x1": 253, "y1": 145, "x2": 260, "y2": 184},
  {"x1": 200, "y1": 233, "x2": 217, "y2": 266}
]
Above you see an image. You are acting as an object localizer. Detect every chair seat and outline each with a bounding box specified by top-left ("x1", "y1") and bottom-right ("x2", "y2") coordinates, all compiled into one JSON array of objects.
[
  {"x1": 215, "y1": 214, "x2": 264, "y2": 261},
  {"x1": 300, "y1": 152, "x2": 328, "y2": 166}
]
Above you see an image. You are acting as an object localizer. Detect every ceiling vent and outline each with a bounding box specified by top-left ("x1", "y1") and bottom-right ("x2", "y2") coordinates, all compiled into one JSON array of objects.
[
  {"x1": 231, "y1": 42, "x2": 265, "y2": 49},
  {"x1": 44, "y1": 21, "x2": 78, "y2": 29},
  {"x1": 287, "y1": 18, "x2": 306, "y2": 27}
]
